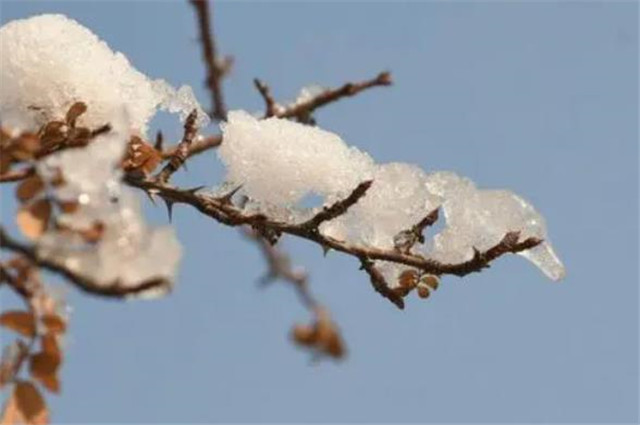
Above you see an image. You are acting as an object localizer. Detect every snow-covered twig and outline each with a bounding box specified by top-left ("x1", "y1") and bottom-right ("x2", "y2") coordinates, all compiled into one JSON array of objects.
[
  {"x1": 0, "y1": 226, "x2": 171, "y2": 298},
  {"x1": 124, "y1": 176, "x2": 543, "y2": 307}
]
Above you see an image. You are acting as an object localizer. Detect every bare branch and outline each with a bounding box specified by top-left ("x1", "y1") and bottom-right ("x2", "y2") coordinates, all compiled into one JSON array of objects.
[
  {"x1": 154, "y1": 110, "x2": 198, "y2": 183},
  {"x1": 359, "y1": 258, "x2": 405, "y2": 309},
  {"x1": 301, "y1": 180, "x2": 373, "y2": 230},
  {"x1": 253, "y1": 78, "x2": 278, "y2": 117},
  {"x1": 394, "y1": 208, "x2": 439, "y2": 253},
  {"x1": 189, "y1": 0, "x2": 230, "y2": 120},
  {"x1": 279, "y1": 71, "x2": 392, "y2": 123}
]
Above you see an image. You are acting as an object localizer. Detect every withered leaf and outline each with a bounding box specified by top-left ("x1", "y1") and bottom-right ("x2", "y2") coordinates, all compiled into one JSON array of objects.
[
  {"x1": 398, "y1": 269, "x2": 419, "y2": 290},
  {"x1": 29, "y1": 353, "x2": 60, "y2": 394},
  {"x1": 58, "y1": 200, "x2": 79, "y2": 215},
  {"x1": 291, "y1": 324, "x2": 316, "y2": 346},
  {"x1": 16, "y1": 199, "x2": 51, "y2": 240},
  {"x1": 16, "y1": 176, "x2": 44, "y2": 203},
  {"x1": 0, "y1": 311, "x2": 36, "y2": 338},
  {"x1": 40, "y1": 334, "x2": 61, "y2": 363},
  {"x1": 416, "y1": 284, "x2": 431, "y2": 299},
  {"x1": 40, "y1": 315, "x2": 66, "y2": 334},
  {"x1": 123, "y1": 136, "x2": 162, "y2": 176},
  {"x1": 1, "y1": 380, "x2": 49, "y2": 425},
  {"x1": 421, "y1": 275, "x2": 439, "y2": 291},
  {"x1": 65, "y1": 102, "x2": 87, "y2": 127},
  {"x1": 10, "y1": 134, "x2": 40, "y2": 161}
]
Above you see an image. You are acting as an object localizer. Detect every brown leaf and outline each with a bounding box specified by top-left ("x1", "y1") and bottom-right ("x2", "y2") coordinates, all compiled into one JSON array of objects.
[
  {"x1": 67, "y1": 127, "x2": 90, "y2": 147},
  {"x1": 0, "y1": 311, "x2": 36, "y2": 338},
  {"x1": 421, "y1": 274, "x2": 439, "y2": 291},
  {"x1": 39, "y1": 121, "x2": 66, "y2": 150},
  {"x1": 10, "y1": 134, "x2": 41, "y2": 161},
  {"x1": 58, "y1": 201, "x2": 79, "y2": 214},
  {"x1": 29, "y1": 353, "x2": 60, "y2": 394},
  {"x1": 16, "y1": 176, "x2": 44, "y2": 203},
  {"x1": 65, "y1": 102, "x2": 87, "y2": 127},
  {"x1": 416, "y1": 284, "x2": 431, "y2": 299},
  {"x1": 78, "y1": 222, "x2": 104, "y2": 243},
  {"x1": 123, "y1": 136, "x2": 162, "y2": 176},
  {"x1": 1, "y1": 380, "x2": 49, "y2": 425},
  {"x1": 40, "y1": 335, "x2": 61, "y2": 364},
  {"x1": 397, "y1": 269, "x2": 418, "y2": 290},
  {"x1": 16, "y1": 199, "x2": 51, "y2": 240},
  {"x1": 40, "y1": 315, "x2": 66, "y2": 334},
  {"x1": 291, "y1": 324, "x2": 316, "y2": 346}
]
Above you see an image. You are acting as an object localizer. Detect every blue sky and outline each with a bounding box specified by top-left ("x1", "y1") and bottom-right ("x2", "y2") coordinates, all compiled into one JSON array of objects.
[{"x1": 1, "y1": 1, "x2": 638, "y2": 423}]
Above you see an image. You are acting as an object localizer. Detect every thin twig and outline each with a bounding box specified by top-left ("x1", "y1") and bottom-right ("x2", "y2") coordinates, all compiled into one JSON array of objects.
[
  {"x1": 279, "y1": 71, "x2": 392, "y2": 123},
  {"x1": 253, "y1": 78, "x2": 278, "y2": 117},
  {"x1": 189, "y1": 0, "x2": 230, "y2": 120},
  {"x1": 301, "y1": 180, "x2": 372, "y2": 230},
  {"x1": 359, "y1": 258, "x2": 405, "y2": 309},
  {"x1": 155, "y1": 110, "x2": 198, "y2": 183}
]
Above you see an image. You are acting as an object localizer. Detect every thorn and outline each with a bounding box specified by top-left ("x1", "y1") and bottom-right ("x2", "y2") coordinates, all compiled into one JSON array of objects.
[
  {"x1": 154, "y1": 131, "x2": 164, "y2": 151},
  {"x1": 162, "y1": 199, "x2": 174, "y2": 222},
  {"x1": 218, "y1": 185, "x2": 242, "y2": 204},
  {"x1": 322, "y1": 245, "x2": 331, "y2": 257},
  {"x1": 184, "y1": 185, "x2": 205, "y2": 195},
  {"x1": 144, "y1": 190, "x2": 157, "y2": 206}
]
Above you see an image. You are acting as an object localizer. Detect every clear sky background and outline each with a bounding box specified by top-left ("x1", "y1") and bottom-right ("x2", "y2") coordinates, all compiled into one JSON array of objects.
[{"x1": 0, "y1": 1, "x2": 638, "y2": 423}]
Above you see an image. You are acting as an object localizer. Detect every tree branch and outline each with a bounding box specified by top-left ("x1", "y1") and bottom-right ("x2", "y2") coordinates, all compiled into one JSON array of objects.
[
  {"x1": 0, "y1": 226, "x2": 171, "y2": 298},
  {"x1": 154, "y1": 110, "x2": 198, "y2": 183},
  {"x1": 253, "y1": 78, "x2": 278, "y2": 118},
  {"x1": 301, "y1": 180, "x2": 372, "y2": 230},
  {"x1": 125, "y1": 177, "x2": 543, "y2": 283},
  {"x1": 278, "y1": 71, "x2": 392, "y2": 123},
  {"x1": 189, "y1": 0, "x2": 230, "y2": 121}
]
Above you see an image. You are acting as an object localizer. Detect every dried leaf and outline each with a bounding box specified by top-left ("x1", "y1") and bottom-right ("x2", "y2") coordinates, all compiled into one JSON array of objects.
[
  {"x1": 16, "y1": 176, "x2": 44, "y2": 203},
  {"x1": 67, "y1": 127, "x2": 90, "y2": 147},
  {"x1": 78, "y1": 222, "x2": 104, "y2": 243},
  {"x1": 416, "y1": 284, "x2": 431, "y2": 299},
  {"x1": 40, "y1": 315, "x2": 66, "y2": 334},
  {"x1": 39, "y1": 121, "x2": 66, "y2": 149},
  {"x1": 291, "y1": 324, "x2": 316, "y2": 346},
  {"x1": 65, "y1": 102, "x2": 87, "y2": 127},
  {"x1": 1, "y1": 380, "x2": 49, "y2": 425},
  {"x1": 58, "y1": 201, "x2": 79, "y2": 214},
  {"x1": 10, "y1": 134, "x2": 40, "y2": 161},
  {"x1": 40, "y1": 334, "x2": 61, "y2": 363},
  {"x1": 421, "y1": 274, "x2": 439, "y2": 291},
  {"x1": 16, "y1": 199, "x2": 51, "y2": 240},
  {"x1": 0, "y1": 311, "x2": 36, "y2": 338},
  {"x1": 123, "y1": 136, "x2": 162, "y2": 176},
  {"x1": 398, "y1": 269, "x2": 418, "y2": 290},
  {"x1": 29, "y1": 353, "x2": 60, "y2": 394}
]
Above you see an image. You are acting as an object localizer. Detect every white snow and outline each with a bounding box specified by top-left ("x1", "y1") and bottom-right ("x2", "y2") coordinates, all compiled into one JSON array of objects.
[
  {"x1": 220, "y1": 111, "x2": 565, "y2": 281},
  {"x1": 0, "y1": 14, "x2": 208, "y2": 134},
  {"x1": 219, "y1": 110, "x2": 375, "y2": 206}
]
